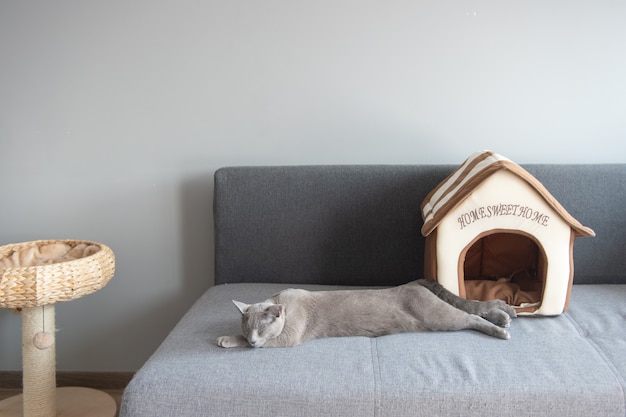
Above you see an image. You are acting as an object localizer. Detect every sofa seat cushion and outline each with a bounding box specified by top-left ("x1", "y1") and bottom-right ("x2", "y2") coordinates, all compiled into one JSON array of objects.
[
  {"x1": 565, "y1": 285, "x2": 626, "y2": 392},
  {"x1": 120, "y1": 283, "x2": 626, "y2": 417}
]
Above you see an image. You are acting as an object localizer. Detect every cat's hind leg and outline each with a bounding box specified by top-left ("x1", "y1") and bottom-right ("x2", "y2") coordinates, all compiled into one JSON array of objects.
[
  {"x1": 480, "y1": 308, "x2": 513, "y2": 328},
  {"x1": 412, "y1": 285, "x2": 511, "y2": 340},
  {"x1": 416, "y1": 279, "x2": 516, "y2": 327}
]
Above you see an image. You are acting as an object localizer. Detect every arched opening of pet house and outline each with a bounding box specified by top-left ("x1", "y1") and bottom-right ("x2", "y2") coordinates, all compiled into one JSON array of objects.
[{"x1": 459, "y1": 231, "x2": 547, "y2": 311}]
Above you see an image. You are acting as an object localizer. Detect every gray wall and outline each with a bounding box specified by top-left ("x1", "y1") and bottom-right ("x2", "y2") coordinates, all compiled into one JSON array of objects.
[{"x1": 1, "y1": 1, "x2": 625, "y2": 371}]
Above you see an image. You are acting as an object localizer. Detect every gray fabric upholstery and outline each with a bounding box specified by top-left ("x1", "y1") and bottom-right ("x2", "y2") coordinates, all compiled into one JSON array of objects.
[
  {"x1": 121, "y1": 164, "x2": 626, "y2": 417},
  {"x1": 523, "y1": 164, "x2": 626, "y2": 284},
  {"x1": 214, "y1": 165, "x2": 451, "y2": 286},
  {"x1": 214, "y1": 164, "x2": 626, "y2": 286},
  {"x1": 120, "y1": 283, "x2": 626, "y2": 417}
]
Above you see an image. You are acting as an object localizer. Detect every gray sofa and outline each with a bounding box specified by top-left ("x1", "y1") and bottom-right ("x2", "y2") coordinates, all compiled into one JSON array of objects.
[{"x1": 120, "y1": 164, "x2": 626, "y2": 417}]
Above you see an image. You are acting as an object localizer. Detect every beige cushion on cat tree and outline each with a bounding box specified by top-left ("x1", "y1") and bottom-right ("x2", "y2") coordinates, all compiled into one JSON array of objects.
[
  {"x1": 0, "y1": 240, "x2": 116, "y2": 417},
  {"x1": 421, "y1": 151, "x2": 595, "y2": 315}
]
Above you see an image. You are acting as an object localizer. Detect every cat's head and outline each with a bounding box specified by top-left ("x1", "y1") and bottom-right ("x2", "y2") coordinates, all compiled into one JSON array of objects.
[{"x1": 232, "y1": 300, "x2": 286, "y2": 347}]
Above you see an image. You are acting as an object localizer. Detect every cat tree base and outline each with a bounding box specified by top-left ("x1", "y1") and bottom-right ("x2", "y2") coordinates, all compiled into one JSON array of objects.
[
  {"x1": 0, "y1": 387, "x2": 117, "y2": 417},
  {"x1": 0, "y1": 305, "x2": 116, "y2": 417}
]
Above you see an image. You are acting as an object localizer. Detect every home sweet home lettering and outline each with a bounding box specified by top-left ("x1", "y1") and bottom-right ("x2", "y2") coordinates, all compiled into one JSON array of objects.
[{"x1": 457, "y1": 203, "x2": 550, "y2": 230}]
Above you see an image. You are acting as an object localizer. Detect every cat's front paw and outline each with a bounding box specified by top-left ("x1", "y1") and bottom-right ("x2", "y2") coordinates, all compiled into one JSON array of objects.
[{"x1": 217, "y1": 335, "x2": 248, "y2": 348}]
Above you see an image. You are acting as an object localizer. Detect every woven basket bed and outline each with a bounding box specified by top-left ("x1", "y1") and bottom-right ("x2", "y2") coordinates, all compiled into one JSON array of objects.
[{"x1": 0, "y1": 240, "x2": 115, "y2": 309}]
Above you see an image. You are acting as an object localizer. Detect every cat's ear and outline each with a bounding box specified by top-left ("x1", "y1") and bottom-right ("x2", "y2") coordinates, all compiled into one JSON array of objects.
[
  {"x1": 232, "y1": 300, "x2": 250, "y2": 315},
  {"x1": 267, "y1": 304, "x2": 283, "y2": 318}
]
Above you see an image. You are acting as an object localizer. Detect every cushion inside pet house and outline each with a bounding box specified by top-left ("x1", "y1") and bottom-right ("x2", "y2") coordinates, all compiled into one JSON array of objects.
[{"x1": 421, "y1": 151, "x2": 595, "y2": 315}]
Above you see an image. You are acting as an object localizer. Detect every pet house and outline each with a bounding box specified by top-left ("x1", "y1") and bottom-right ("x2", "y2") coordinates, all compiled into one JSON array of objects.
[{"x1": 421, "y1": 151, "x2": 595, "y2": 315}]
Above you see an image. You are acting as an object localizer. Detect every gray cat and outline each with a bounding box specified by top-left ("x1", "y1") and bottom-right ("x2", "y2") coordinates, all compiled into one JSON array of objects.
[{"x1": 217, "y1": 279, "x2": 516, "y2": 348}]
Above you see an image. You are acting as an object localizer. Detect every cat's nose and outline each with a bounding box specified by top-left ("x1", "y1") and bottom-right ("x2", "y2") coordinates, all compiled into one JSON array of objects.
[{"x1": 248, "y1": 331, "x2": 261, "y2": 347}]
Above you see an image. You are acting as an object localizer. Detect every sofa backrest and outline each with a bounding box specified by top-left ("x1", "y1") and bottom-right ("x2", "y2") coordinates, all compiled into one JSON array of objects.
[{"x1": 214, "y1": 164, "x2": 626, "y2": 286}]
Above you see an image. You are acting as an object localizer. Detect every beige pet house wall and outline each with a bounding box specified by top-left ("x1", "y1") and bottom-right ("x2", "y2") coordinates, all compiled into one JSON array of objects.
[{"x1": 421, "y1": 151, "x2": 595, "y2": 315}]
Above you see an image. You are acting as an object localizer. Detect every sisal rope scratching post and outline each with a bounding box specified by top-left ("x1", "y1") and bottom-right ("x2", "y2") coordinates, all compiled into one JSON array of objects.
[
  {"x1": 22, "y1": 305, "x2": 57, "y2": 417},
  {"x1": 0, "y1": 240, "x2": 116, "y2": 417},
  {"x1": 22, "y1": 305, "x2": 56, "y2": 417}
]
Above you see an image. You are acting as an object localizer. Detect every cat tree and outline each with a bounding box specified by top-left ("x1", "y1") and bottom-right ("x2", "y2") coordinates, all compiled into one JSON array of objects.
[{"x1": 0, "y1": 240, "x2": 116, "y2": 417}]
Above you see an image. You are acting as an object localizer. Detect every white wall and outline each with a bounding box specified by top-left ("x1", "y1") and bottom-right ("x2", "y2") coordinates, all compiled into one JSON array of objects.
[{"x1": 1, "y1": 1, "x2": 625, "y2": 371}]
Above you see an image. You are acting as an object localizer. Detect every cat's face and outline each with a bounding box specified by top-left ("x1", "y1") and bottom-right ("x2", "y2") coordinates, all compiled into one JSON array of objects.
[{"x1": 232, "y1": 300, "x2": 285, "y2": 347}]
